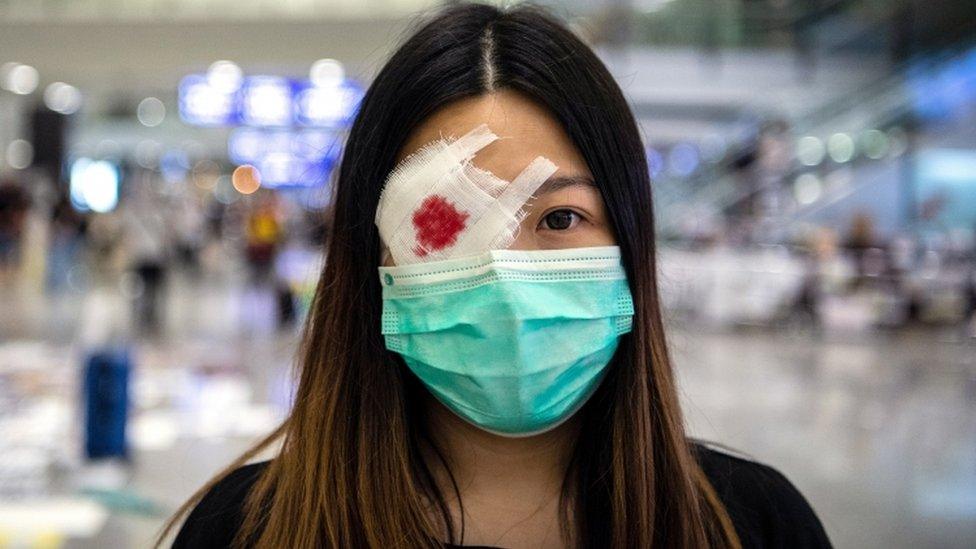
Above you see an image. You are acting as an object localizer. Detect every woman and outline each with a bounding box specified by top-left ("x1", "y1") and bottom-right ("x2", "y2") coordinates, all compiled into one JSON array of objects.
[{"x1": 160, "y1": 2, "x2": 831, "y2": 548}]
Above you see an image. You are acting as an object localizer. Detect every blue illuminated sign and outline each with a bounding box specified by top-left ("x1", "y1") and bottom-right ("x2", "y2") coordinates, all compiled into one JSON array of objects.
[
  {"x1": 179, "y1": 73, "x2": 364, "y2": 130},
  {"x1": 178, "y1": 74, "x2": 241, "y2": 126},
  {"x1": 240, "y1": 75, "x2": 295, "y2": 127},
  {"x1": 179, "y1": 67, "x2": 360, "y2": 189},
  {"x1": 294, "y1": 80, "x2": 364, "y2": 128},
  {"x1": 228, "y1": 128, "x2": 342, "y2": 187}
]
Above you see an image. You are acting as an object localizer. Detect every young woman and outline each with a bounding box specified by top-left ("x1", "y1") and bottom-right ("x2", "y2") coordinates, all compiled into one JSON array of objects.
[{"x1": 160, "y1": 2, "x2": 831, "y2": 548}]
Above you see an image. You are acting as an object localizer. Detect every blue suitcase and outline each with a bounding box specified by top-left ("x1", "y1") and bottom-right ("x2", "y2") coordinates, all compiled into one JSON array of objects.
[{"x1": 83, "y1": 348, "x2": 131, "y2": 460}]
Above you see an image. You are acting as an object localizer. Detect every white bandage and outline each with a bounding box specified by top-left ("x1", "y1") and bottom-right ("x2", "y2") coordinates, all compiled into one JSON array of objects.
[{"x1": 375, "y1": 123, "x2": 557, "y2": 265}]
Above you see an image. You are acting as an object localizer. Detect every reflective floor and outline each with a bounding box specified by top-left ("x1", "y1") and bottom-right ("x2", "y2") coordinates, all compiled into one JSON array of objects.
[
  {"x1": 1, "y1": 278, "x2": 975, "y2": 548},
  {"x1": 673, "y1": 325, "x2": 976, "y2": 549}
]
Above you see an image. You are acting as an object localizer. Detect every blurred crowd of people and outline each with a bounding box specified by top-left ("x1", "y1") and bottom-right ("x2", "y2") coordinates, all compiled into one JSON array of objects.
[{"x1": 0, "y1": 166, "x2": 325, "y2": 336}]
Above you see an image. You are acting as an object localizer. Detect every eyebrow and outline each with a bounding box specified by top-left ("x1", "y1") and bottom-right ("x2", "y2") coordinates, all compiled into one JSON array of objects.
[{"x1": 533, "y1": 174, "x2": 597, "y2": 196}]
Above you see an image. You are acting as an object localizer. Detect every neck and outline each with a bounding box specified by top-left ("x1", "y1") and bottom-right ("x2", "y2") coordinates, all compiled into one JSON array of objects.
[{"x1": 422, "y1": 394, "x2": 579, "y2": 497}]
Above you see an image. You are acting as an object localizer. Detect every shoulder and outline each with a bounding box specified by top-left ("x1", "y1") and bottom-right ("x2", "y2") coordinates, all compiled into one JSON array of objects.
[
  {"x1": 690, "y1": 441, "x2": 833, "y2": 549},
  {"x1": 171, "y1": 460, "x2": 271, "y2": 549}
]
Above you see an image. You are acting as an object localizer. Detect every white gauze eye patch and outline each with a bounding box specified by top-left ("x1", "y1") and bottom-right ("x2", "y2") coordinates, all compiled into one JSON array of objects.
[{"x1": 375, "y1": 122, "x2": 558, "y2": 265}]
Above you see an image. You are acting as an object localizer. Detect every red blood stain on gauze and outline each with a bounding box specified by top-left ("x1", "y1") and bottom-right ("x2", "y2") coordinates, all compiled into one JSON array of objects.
[{"x1": 411, "y1": 194, "x2": 469, "y2": 257}]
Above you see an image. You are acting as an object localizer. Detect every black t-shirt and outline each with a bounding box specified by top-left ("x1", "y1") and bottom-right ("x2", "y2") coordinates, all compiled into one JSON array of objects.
[{"x1": 172, "y1": 442, "x2": 832, "y2": 548}]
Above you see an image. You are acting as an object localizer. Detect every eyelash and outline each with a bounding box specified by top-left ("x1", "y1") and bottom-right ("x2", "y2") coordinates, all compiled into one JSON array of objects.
[{"x1": 537, "y1": 208, "x2": 584, "y2": 231}]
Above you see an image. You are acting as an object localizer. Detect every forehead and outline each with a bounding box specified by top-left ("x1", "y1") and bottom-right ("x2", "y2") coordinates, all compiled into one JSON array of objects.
[{"x1": 394, "y1": 88, "x2": 591, "y2": 182}]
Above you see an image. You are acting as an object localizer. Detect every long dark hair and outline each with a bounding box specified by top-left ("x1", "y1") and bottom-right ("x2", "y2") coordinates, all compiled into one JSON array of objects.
[{"x1": 157, "y1": 2, "x2": 740, "y2": 547}]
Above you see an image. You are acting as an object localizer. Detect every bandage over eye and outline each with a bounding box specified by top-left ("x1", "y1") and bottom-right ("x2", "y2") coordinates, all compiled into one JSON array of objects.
[{"x1": 375, "y1": 123, "x2": 558, "y2": 265}]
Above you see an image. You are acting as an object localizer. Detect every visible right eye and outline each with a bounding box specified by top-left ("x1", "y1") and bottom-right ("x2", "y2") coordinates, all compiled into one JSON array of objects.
[{"x1": 539, "y1": 209, "x2": 580, "y2": 231}]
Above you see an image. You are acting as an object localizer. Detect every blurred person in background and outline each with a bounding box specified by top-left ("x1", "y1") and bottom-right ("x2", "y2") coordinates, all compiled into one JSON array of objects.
[
  {"x1": 174, "y1": 190, "x2": 207, "y2": 278},
  {"x1": 243, "y1": 191, "x2": 283, "y2": 285},
  {"x1": 160, "y1": 3, "x2": 831, "y2": 548},
  {"x1": 843, "y1": 211, "x2": 880, "y2": 290},
  {"x1": 46, "y1": 193, "x2": 88, "y2": 292},
  {"x1": 86, "y1": 203, "x2": 126, "y2": 283},
  {"x1": 0, "y1": 178, "x2": 31, "y2": 287},
  {"x1": 123, "y1": 179, "x2": 172, "y2": 334},
  {"x1": 196, "y1": 199, "x2": 230, "y2": 279}
]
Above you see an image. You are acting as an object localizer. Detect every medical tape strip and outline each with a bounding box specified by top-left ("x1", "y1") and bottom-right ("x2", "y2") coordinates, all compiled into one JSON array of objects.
[
  {"x1": 376, "y1": 122, "x2": 558, "y2": 265},
  {"x1": 449, "y1": 156, "x2": 557, "y2": 257}
]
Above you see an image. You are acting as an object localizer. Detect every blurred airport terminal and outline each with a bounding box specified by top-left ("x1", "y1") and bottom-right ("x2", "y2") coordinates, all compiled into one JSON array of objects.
[{"x1": 1, "y1": 0, "x2": 976, "y2": 547}]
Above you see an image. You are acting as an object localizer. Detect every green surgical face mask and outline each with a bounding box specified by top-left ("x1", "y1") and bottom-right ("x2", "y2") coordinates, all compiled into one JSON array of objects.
[{"x1": 379, "y1": 245, "x2": 634, "y2": 437}]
